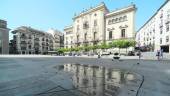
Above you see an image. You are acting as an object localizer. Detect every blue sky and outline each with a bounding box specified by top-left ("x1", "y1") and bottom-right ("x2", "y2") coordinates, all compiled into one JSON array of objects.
[{"x1": 0, "y1": 0, "x2": 166, "y2": 39}]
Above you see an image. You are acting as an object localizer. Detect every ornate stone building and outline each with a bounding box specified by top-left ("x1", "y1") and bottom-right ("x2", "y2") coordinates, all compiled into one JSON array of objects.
[
  {"x1": 64, "y1": 2, "x2": 136, "y2": 49},
  {"x1": 105, "y1": 5, "x2": 136, "y2": 44}
]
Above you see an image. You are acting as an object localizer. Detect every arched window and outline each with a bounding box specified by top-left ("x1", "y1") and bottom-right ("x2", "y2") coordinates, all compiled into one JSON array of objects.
[
  {"x1": 94, "y1": 20, "x2": 97, "y2": 26},
  {"x1": 77, "y1": 35, "x2": 79, "y2": 41},
  {"x1": 108, "y1": 20, "x2": 112, "y2": 25},
  {"x1": 84, "y1": 33, "x2": 87, "y2": 40},
  {"x1": 109, "y1": 31, "x2": 112, "y2": 40},
  {"x1": 121, "y1": 29, "x2": 126, "y2": 38},
  {"x1": 83, "y1": 21, "x2": 89, "y2": 29},
  {"x1": 119, "y1": 17, "x2": 123, "y2": 22},
  {"x1": 112, "y1": 19, "x2": 115, "y2": 23},
  {"x1": 115, "y1": 18, "x2": 119, "y2": 22},
  {"x1": 123, "y1": 15, "x2": 127, "y2": 21}
]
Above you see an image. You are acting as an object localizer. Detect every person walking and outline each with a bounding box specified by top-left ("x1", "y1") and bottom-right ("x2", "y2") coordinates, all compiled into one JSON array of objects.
[
  {"x1": 137, "y1": 50, "x2": 141, "y2": 65},
  {"x1": 160, "y1": 49, "x2": 163, "y2": 59},
  {"x1": 138, "y1": 50, "x2": 141, "y2": 59},
  {"x1": 156, "y1": 50, "x2": 160, "y2": 60}
]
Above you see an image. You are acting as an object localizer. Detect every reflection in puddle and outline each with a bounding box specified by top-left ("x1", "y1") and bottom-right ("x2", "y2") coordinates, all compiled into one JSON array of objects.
[{"x1": 55, "y1": 64, "x2": 141, "y2": 96}]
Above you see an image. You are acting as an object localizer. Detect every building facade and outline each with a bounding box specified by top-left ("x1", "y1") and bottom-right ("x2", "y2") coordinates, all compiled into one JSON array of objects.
[
  {"x1": 0, "y1": 19, "x2": 10, "y2": 54},
  {"x1": 136, "y1": 0, "x2": 170, "y2": 53},
  {"x1": 105, "y1": 5, "x2": 136, "y2": 44},
  {"x1": 11, "y1": 26, "x2": 63, "y2": 54},
  {"x1": 64, "y1": 26, "x2": 73, "y2": 48},
  {"x1": 64, "y1": 2, "x2": 136, "y2": 49},
  {"x1": 47, "y1": 29, "x2": 64, "y2": 49}
]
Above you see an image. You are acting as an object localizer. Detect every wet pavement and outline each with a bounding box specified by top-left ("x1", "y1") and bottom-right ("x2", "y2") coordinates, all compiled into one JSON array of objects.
[{"x1": 0, "y1": 57, "x2": 170, "y2": 96}]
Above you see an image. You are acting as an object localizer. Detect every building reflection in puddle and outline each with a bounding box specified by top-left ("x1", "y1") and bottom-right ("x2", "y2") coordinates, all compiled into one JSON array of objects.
[{"x1": 57, "y1": 64, "x2": 138, "y2": 96}]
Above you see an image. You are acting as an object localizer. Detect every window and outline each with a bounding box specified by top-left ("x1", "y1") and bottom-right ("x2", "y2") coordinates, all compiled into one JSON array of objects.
[
  {"x1": 108, "y1": 20, "x2": 112, "y2": 25},
  {"x1": 66, "y1": 31, "x2": 72, "y2": 34},
  {"x1": 109, "y1": 31, "x2": 112, "y2": 40},
  {"x1": 160, "y1": 38, "x2": 162, "y2": 44},
  {"x1": 77, "y1": 35, "x2": 79, "y2": 42},
  {"x1": 112, "y1": 19, "x2": 115, "y2": 23},
  {"x1": 121, "y1": 29, "x2": 126, "y2": 38},
  {"x1": 94, "y1": 32, "x2": 97, "y2": 40},
  {"x1": 115, "y1": 18, "x2": 119, "y2": 22},
  {"x1": 83, "y1": 21, "x2": 89, "y2": 29},
  {"x1": 94, "y1": 20, "x2": 97, "y2": 26},
  {"x1": 123, "y1": 15, "x2": 127, "y2": 21},
  {"x1": 160, "y1": 26, "x2": 163, "y2": 34},
  {"x1": 77, "y1": 25, "x2": 79, "y2": 31},
  {"x1": 84, "y1": 33, "x2": 87, "y2": 40},
  {"x1": 166, "y1": 23, "x2": 169, "y2": 32},
  {"x1": 66, "y1": 41, "x2": 68, "y2": 45},
  {"x1": 119, "y1": 17, "x2": 123, "y2": 22},
  {"x1": 166, "y1": 36, "x2": 169, "y2": 42},
  {"x1": 28, "y1": 45, "x2": 31, "y2": 49}
]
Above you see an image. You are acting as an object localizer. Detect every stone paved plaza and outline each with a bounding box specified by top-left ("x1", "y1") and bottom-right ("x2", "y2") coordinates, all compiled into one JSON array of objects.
[{"x1": 0, "y1": 57, "x2": 170, "y2": 96}]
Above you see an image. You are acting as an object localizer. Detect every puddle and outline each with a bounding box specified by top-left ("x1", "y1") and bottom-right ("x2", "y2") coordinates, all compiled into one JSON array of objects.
[
  {"x1": 0, "y1": 64, "x2": 142, "y2": 96},
  {"x1": 52, "y1": 64, "x2": 143, "y2": 96}
]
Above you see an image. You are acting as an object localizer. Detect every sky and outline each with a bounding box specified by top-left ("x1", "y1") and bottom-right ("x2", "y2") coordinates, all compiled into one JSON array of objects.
[{"x1": 0, "y1": 0, "x2": 166, "y2": 39}]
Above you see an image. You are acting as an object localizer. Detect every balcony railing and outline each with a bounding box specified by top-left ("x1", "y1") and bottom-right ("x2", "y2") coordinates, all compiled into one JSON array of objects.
[
  {"x1": 165, "y1": 19, "x2": 170, "y2": 24},
  {"x1": 20, "y1": 35, "x2": 27, "y2": 39},
  {"x1": 83, "y1": 40, "x2": 89, "y2": 43},
  {"x1": 159, "y1": 23, "x2": 163, "y2": 28},
  {"x1": 34, "y1": 38, "x2": 39, "y2": 41},
  {"x1": 20, "y1": 41, "x2": 27, "y2": 46}
]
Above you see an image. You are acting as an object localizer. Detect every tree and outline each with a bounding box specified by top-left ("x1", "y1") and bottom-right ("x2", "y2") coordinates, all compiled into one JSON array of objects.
[{"x1": 111, "y1": 39, "x2": 135, "y2": 54}]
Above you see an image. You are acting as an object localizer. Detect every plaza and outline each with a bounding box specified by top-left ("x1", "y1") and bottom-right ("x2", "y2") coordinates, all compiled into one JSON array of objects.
[
  {"x1": 0, "y1": 57, "x2": 170, "y2": 96},
  {"x1": 1, "y1": 0, "x2": 170, "y2": 96}
]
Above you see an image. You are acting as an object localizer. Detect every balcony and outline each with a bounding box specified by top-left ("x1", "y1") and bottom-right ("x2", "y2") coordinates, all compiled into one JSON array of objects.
[
  {"x1": 21, "y1": 47, "x2": 27, "y2": 50},
  {"x1": 165, "y1": 18, "x2": 170, "y2": 24},
  {"x1": 20, "y1": 35, "x2": 27, "y2": 39},
  {"x1": 46, "y1": 43, "x2": 49, "y2": 46},
  {"x1": 49, "y1": 40, "x2": 53, "y2": 43},
  {"x1": 42, "y1": 42, "x2": 45, "y2": 46},
  {"x1": 34, "y1": 43, "x2": 39, "y2": 47},
  {"x1": 46, "y1": 39, "x2": 49, "y2": 42},
  {"x1": 83, "y1": 40, "x2": 89, "y2": 43},
  {"x1": 160, "y1": 13, "x2": 163, "y2": 18},
  {"x1": 34, "y1": 38, "x2": 39, "y2": 41},
  {"x1": 159, "y1": 23, "x2": 163, "y2": 28},
  {"x1": 92, "y1": 38, "x2": 99, "y2": 42},
  {"x1": 20, "y1": 41, "x2": 27, "y2": 46}
]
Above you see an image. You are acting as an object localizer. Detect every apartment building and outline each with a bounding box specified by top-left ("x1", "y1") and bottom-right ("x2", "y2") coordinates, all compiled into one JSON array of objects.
[
  {"x1": 47, "y1": 29, "x2": 64, "y2": 49},
  {"x1": 64, "y1": 26, "x2": 73, "y2": 48},
  {"x1": 0, "y1": 19, "x2": 10, "y2": 54},
  {"x1": 136, "y1": 0, "x2": 170, "y2": 53},
  {"x1": 11, "y1": 26, "x2": 63, "y2": 54},
  {"x1": 64, "y1": 2, "x2": 136, "y2": 49}
]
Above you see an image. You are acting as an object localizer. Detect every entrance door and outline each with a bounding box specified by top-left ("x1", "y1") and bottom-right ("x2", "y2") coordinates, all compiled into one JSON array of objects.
[{"x1": 161, "y1": 45, "x2": 169, "y2": 53}]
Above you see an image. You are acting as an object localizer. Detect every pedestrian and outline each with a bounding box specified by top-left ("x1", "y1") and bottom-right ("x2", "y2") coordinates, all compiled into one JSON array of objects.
[
  {"x1": 160, "y1": 49, "x2": 163, "y2": 59},
  {"x1": 138, "y1": 50, "x2": 141, "y2": 60},
  {"x1": 156, "y1": 50, "x2": 160, "y2": 60}
]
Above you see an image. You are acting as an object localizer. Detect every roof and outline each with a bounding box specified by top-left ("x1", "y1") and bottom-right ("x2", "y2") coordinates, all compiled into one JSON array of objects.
[
  {"x1": 73, "y1": 2, "x2": 109, "y2": 19},
  {"x1": 105, "y1": 4, "x2": 136, "y2": 18}
]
